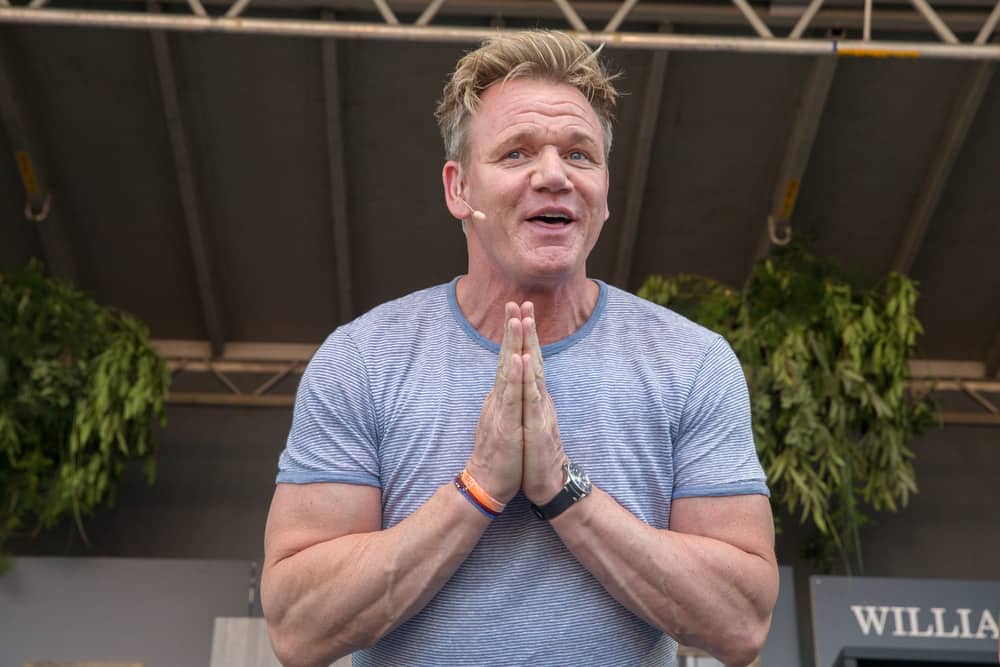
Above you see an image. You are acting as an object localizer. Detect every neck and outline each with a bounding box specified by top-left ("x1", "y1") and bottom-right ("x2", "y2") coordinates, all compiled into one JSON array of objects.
[{"x1": 456, "y1": 271, "x2": 599, "y2": 346}]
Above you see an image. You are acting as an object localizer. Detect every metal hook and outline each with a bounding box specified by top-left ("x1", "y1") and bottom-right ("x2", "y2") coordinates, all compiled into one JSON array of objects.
[
  {"x1": 24, "y1": 193, "x2": 51, "y2": 222},
  {"x1": 767, "y1": 215, "x2": 793, "y2": 246}
]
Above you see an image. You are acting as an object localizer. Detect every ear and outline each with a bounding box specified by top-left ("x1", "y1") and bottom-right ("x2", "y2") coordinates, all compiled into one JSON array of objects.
[{"x1": 442, "y1": 160, "x2": 469, "y2": 221}]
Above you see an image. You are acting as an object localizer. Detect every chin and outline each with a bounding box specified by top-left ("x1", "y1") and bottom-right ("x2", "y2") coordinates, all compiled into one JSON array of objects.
[
  {"x1": 518, "y1": 262, "x2": 583, "y2": 287},
  {"x1": 533, "y1": 254, "x2": 587, "y2": 277}
]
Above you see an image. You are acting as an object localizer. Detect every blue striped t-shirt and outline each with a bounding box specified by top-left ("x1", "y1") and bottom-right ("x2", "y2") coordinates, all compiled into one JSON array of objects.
[{"x1": 277, "y1": 277, "x2": 768, "y2": 666}]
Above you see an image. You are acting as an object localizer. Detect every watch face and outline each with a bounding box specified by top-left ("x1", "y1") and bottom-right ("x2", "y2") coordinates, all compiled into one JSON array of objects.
[{"x1": 566, "y1": 462, "x2": 591, "y2": 493}]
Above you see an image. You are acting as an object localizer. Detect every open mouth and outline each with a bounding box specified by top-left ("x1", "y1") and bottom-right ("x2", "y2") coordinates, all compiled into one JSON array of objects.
[{"x1": 527, "y1": 213, "x2": 574, "y2": 226}]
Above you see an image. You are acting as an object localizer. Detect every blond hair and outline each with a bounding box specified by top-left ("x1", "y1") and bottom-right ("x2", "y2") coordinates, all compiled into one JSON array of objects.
[{"x1": 435, "y1": 30, "x2": 619, "y2": 163}]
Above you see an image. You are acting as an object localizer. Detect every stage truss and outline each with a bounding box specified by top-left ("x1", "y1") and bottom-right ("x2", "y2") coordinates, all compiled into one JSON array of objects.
[
  {"x1": 155, "y1": 340, "x2": 1000, "y2": 425},
  {"x1": 0, "y1": 0, "x2": 998, "y2": 59}
]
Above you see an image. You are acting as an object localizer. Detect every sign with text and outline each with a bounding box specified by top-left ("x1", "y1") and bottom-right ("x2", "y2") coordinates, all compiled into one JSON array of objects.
[{"x1": 811, "y1": 575, "x2": 1000, "y2": 667}]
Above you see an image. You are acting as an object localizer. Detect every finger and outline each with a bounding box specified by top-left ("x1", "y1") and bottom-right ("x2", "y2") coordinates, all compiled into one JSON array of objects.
[
  {"x1": 495, "y1": 302, "x2": 522, "y2": 386},
  {"x1": 521, "y1": 306, "x2": 546, "y2": 387},
  {"x1": 522, "y1": 351, "x2": 544, "y2": 430},
  {"x1": 500, "y1": 347, "x2": 524, "y2": 428}
]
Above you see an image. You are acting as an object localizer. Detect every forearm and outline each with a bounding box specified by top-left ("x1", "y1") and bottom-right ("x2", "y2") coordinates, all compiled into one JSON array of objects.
[
  {"x1": 551, "y1": 488, "x2": 778, "y2": 667},
  {"x1": 262, "y1": 484, "x2": 489, "y2": 667}
]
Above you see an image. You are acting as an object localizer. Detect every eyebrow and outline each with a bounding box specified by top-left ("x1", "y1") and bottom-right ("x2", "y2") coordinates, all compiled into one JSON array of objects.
[{"x1": 494, "y1": 129, "x2": 602, "y2": 153}]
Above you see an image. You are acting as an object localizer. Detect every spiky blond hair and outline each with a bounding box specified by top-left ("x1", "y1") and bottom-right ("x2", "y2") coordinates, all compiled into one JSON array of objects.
[{"x1": 435, "y1": 30, "x2": 619, "y2": 163}]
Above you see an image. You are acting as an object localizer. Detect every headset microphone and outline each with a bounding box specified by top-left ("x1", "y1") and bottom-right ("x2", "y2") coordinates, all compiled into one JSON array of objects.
[{"x1": 457, "y1": 196, "x2": 487, "y2": 221}]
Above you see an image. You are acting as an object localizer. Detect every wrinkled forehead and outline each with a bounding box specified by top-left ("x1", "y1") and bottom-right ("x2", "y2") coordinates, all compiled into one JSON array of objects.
[{"x1": 465, "y1": 79, "x2": 606, "y2": 156}]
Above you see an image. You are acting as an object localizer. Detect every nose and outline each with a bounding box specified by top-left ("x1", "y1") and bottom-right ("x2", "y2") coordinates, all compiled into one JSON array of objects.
[{"x1": 530, "y1": 147, "x2": 572, "y2": 193}]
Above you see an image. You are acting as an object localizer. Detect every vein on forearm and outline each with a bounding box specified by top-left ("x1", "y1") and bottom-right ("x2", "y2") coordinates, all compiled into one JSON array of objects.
[
  {"x1": 266, "y1": 485, "x2": 488, "y2": 658},
  {"x1": 553, "y1": 489, "x2": 776, "y2": 656}
]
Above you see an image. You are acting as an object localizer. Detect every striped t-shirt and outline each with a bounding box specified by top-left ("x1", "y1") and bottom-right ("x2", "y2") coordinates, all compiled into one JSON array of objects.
[{"x1": 278, "y1": 277, "x2": 769, "y2": 666}]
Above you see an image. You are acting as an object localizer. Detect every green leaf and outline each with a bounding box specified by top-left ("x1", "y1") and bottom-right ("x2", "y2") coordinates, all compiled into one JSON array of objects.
[
  {"x1": 637, "y1": 243, "x2": 936, "y2": 574},
  {"x1": 0, "y1": 260, "x2": 169, "y2": 567}
]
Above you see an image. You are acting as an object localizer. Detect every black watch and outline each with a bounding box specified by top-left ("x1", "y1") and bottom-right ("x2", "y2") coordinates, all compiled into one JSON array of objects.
[{"x1": 531, "y1": 461, "x2": 592, "y2": 520}]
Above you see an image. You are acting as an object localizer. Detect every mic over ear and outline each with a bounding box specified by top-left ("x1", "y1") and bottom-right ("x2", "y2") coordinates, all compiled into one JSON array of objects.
[{"x1": 457, "y1": 195, "x2": 486, "y2": 221}]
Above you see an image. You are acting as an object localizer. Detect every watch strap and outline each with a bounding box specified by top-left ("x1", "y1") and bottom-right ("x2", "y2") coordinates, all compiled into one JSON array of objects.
[
  {"x1": 531, "y1": 462, "x2": 591, "y2": 520},
  {"x1": 531, "y1": 488, "x2": 580, "y2": 520}
]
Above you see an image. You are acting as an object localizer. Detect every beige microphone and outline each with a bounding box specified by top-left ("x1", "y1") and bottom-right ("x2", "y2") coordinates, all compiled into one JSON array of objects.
[{"x1": 457, "y1": 195, "x2": 487, "y2": 221}]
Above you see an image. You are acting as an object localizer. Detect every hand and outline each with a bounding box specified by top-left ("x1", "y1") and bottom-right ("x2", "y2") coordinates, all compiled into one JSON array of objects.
[
  {"x1": 519, "y1": 302, "x2": 568, "y2": 506},
  {"x1": 466, "y1": 302, "x2": 525, "y2": 504}
]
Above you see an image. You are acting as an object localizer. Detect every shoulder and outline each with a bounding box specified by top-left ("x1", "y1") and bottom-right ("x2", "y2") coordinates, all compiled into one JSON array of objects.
[
  {"x1": 599, "y1": 282, "x2": 728, "y2": 361},
  {"x1": 342, "y1": 283, "x2": 451, "y2": 342},
  {"x1": 309, "y1": 283, "x2": 452, "y2": 363}
]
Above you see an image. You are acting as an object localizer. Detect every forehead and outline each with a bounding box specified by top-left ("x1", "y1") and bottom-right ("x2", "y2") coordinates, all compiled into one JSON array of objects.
[{"x1": 467, "y1": 78, "x2": 604, "y2": 152}]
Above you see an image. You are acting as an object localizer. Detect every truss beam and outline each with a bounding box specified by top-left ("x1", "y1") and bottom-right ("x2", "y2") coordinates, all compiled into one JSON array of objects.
[
  {"x1": 977, "y1": 0, "x2": 1000, "y2": 43},
  {"x1": 225, "y1": 0, "x2": 253, "y2": 17},
  {"x1": 790, "y1": 0, "x2": 826, "y2": 39},
  {"x1": 15, "y1": 0, "x2": 1000, "y2": 34},
  {"x1": 153, "y1": 340, "x2": 1000, "y2": 424},
  {"x1": 604, "y1": 0, "x2": 639, "y2": 33},
  {"x1": 731, "y1": 0, "x2": 773, "y2": 37},
  {"x1": 552, "y1": 0, "x2": 588, "y2": 31},
  {"x1": 3, "y1": 7, "x2": 1000, "y2": 60},
  {"x1": 909, "y1": 0, "x2": 959, "y2": 43}
]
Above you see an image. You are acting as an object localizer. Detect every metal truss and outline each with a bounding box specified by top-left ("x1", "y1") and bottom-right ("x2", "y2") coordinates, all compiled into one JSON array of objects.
[
  {"x1": 909, "y1": 360, "x2": 1000, "y2": 426},
  {"x1": 156, "y1": 340, "x2": 1000, "y2": 425},
  {"x1": 0, "y1": 0, "x2": 999, "y2": 60},
  {"x1": 156, "y1": 340, "x2": 312, "y2": 408}
]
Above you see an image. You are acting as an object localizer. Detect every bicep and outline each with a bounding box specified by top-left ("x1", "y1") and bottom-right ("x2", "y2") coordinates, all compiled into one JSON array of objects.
[
  {"x1": 669, "y1": 494, "x2": 776, "y2": 563},
  {"x1": 264, "y1": 482, "x2": 382, "y2": 567}
]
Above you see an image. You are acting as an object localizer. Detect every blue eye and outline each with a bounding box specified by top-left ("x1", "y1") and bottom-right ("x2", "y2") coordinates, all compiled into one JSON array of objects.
[
  {"x1": 568, "y1": 151, "x2": 586, "y2": 161},
  {"x1": 506, "y1": 150, "x2": 523, "y2": 160}
]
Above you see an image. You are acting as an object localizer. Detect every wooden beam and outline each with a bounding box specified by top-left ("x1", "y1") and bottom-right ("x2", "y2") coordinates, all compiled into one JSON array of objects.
[
  {"x1": 613, "y1": 25, "x2": 670, "y2": 288},
  {"x1": 754, "y1": 53, "x2": 836, "y2": 263},
  {"x1": 150, "y1": 4, "x2": 227, "y2": 357},
  {"x1": 890, "y1": 60, "x2": 995, "y2": 274},
  {"x1": 321, "y1": 14, "x2": 355, "y2": 322},
  {"x1": 0, "y1": 46, "x2": 80, "y2": 284}
]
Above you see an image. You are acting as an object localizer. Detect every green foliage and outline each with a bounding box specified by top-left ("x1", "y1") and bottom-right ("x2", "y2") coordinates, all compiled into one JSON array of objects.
[
  {"x1": 638, "y1": 246, "x2": 936, "y2": 574},
  {"x1": 0, "y1": 260, "x2": 169, "y2": 563}
]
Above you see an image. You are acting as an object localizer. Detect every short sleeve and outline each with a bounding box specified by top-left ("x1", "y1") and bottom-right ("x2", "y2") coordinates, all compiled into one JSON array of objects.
[
  {"x1": 276, "y1": 327, "x2": 381, "y2": 487},
  {"x1": 672, "y1": 335, "x2": 769, "y2": 499}
]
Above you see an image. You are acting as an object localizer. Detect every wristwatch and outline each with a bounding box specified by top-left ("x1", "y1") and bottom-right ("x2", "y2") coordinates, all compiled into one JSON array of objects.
[{"x1": 531, "y1": 461, "x2": 592, "y2": 520}]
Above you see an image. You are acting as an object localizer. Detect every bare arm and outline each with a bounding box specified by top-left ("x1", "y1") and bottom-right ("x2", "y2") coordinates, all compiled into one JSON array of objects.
[
  {"x1": 515, "y1": 302, "x2": 778, "y2": 666},
  {"x1": 263, "y1": 304, "x2": 529, "y2": 667},
  {"x1": 550, "y1": 491, "x2": 778, "y2": 667},
  {"x1": 262, "y1": 481, "x2": 490, "y2": 667}
]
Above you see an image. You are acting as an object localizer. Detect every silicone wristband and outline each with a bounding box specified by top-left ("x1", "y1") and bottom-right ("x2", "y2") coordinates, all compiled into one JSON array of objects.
[
  {"x1": 454, "y1": 481, "x2": 499, "y2": 519},
  {"x1": 458, "y1": 469, "x2": 506, "y2": 513}
]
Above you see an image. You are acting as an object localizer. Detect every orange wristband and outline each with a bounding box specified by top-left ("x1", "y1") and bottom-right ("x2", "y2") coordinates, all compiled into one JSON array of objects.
[{"x1": 457, "y1": 469, "x2": 506, "y2": 514}]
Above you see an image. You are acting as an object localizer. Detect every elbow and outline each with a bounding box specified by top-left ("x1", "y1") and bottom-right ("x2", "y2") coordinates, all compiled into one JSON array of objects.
[
  {"x1": 267, "y1": 618, "x2": 365, "y2": 667},
  {"x1": 267, "y1": 625, "x2": 323, "y2": 667},
  {"x1": 717, "y1": 614, "x2": 772, "y2": 667}
]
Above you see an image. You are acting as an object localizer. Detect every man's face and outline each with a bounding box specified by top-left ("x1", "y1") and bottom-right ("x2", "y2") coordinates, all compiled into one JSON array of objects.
[{"x1": 453, "y1": 78, "x2": 610, "y2": 287}]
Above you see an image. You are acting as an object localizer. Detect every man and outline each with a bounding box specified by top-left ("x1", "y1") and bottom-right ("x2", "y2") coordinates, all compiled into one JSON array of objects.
[{"x1": 262, "y1": 30, "x2": 778, "y2": 667}]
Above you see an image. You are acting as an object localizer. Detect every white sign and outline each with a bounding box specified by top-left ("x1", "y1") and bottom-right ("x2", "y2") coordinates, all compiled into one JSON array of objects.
[
  {"x1": 849, "y1": 605, "x2": 998, "y2": 639},
  {"x1": 811, "y1": 576, "x2": 1000, "y2": 667}
]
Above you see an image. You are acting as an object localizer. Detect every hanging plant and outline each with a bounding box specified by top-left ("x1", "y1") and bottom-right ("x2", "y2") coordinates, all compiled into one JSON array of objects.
[
  {"x1": 0, "y1": 260, "x2": 170, "y2": 568},
  {"x1": 638, "y1": 246, "x2": 936, "y2": 574}
]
